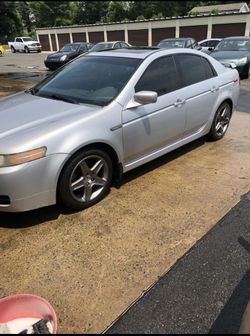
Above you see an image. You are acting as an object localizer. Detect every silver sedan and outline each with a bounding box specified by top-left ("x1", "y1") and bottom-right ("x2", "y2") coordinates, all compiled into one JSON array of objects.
[{"x1": 0, "y1": 48, "x2": 240, "y2": 212}]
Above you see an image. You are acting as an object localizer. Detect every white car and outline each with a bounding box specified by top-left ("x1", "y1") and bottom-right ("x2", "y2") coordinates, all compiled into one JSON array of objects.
[
  {"x1": 8, "y1": 37, "x2": 42, "y2": 53},
  {"x1": 198, "y1": 38, "x2": 222, "y2": 53}
]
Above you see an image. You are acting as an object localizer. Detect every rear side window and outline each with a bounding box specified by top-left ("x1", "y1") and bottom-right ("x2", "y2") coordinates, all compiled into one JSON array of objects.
[
  {"x1": 174, "y1": 54, "x2": 216, "y2": 87},
  {"x1": 135, "y1": 56, "x2": 179, "y2": 96}
]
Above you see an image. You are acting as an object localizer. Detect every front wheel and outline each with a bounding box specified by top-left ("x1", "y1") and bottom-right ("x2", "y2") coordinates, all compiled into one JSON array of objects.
[
  {"x1": 207, "y1": 102, "x2": 232, "y2": 141},
  {"x1": 24, "y1": 46, "x2": 30, "y2": 53},
  {"x1": 58, "y1": 149, "x2": 113, "y2": 211}
]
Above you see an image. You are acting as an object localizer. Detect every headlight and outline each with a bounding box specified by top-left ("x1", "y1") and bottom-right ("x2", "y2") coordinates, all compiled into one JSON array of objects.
[
  {"x1": 237, "y1": 57, "x2": 247, "y2": 65},
  {"x1": 60, "y1": 55, "x2": 67, "y2": 61},
  {"x1": 0, "y1": 147, "x2": 47, "y2": 167}
]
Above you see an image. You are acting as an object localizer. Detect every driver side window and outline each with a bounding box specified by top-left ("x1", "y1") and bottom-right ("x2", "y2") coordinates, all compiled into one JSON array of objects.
[{"x1": 135, "y1": 56, "x2": 179, "y2": 96}]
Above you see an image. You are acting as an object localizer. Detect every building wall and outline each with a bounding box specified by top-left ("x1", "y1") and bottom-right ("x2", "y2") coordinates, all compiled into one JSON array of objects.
[{"x1": 36, "y1": 12, "x2": 250, "y2": 51}]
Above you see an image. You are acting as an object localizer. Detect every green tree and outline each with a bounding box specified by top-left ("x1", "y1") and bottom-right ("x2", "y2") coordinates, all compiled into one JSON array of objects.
[
  {"x1": 105, "y1": 1, "x2": 128, "y2": 23},
  {"x1": 16, "y1": 1, "x2": 33, "y2": 33},
  {"x1": 0, "y1": 1, "x2": 23, "y2": 44},
  {"x1": 73, "y1": 1, "x2": 109, "y2": 25},
  {"x1": 30, "y1": 1, "x2": 76, "y2": 27}
]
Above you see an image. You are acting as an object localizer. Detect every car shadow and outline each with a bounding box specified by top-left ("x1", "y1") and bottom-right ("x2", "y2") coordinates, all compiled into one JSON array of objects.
[
  {"x1": 0, "y1": 205, "x2": 75, "y2": 229},
  {"x1": 0, "y1": 137, "x2": 206, "y2": 229},
  {"x1": 209, "y1": 237, "x2": 250, "y2": 334},
  {"x1": 113, "y1": 137, "x2": 206, "y2": 188}
]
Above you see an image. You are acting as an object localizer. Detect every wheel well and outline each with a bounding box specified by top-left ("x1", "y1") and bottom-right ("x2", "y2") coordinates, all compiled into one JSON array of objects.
[
  {"x1": 58, "y1": 143, "x2": 121, "y2": 185},
  {"x1": 223, "y1": 98, "x2": 233, "y2": 112}
]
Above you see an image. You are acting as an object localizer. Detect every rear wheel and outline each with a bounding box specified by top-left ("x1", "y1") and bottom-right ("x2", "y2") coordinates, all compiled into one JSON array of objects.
[
  {"x1": 58, "y1": 149, "x2": 113, "y2": 211},
  {"x1": 11, "y1": 46, "x2": 16, "y2": 53},
  {"x1": 207, "y1": 102, "x2": 232, "y2": 141}
]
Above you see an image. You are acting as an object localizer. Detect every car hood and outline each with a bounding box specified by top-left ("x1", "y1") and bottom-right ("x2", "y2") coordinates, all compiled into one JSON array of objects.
[
  {"x1": 47, "y1": 51, "x2": 76, "y2": 59},
  {"x1": 210, "y1": 50, "x2": 250, "y2": 60},
  {"x1": 0, "y1": 92, "x2": 100, "y2": 143},
  {"x1": 25, "y1": 41, "x2": 40, "y2": 45}
]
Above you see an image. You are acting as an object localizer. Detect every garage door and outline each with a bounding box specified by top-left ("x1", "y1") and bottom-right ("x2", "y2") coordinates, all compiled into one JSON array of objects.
[
  {"x1": 212, "y1": 23, "x2": 246, "y2": 38},
  {"x1": 107, "y1": 30, "x2": 125, "y2": 42},
  {"x1": 58, "y1": 33, "x2": 71, "y2": 49},
  {"x1": 152, "y1": 27, "x2": 175, "y2": 46},
  {"x1": 72, "y1": 32, "x2": 86, "y2": 42},
  {"x1": 39, "y1": 34, "x2": 50, "y2": 51},
  {"x1": 89, "y1": 31, "x2": 104, "y2": 43},
  {"x1": 180, "y1": 25, "x2": 208, "y2": 41},
  {"x1": 128, "y1": 29, "x2": 148, "y2": 46}
]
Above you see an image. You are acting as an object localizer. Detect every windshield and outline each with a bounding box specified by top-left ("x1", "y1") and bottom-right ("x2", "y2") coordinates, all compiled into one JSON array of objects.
[
  {"x1": 90, "y1": 43, "x2": 114, "y2": 52},
  {"x1": 22, "y1": 37, "x2": 34, "y2": 42},
  {"x1": 33, "y1": 56, "x2": 142, "y2": 106},
  {"x1": 158, "y1": 40, "x2": 186, "y2": 48},
  {"x1": 215, "y1": 39, "x2": 250, "y2": 51},
  {"x1": 60, "y1": 44, "x2": 79, "y2": 52}
]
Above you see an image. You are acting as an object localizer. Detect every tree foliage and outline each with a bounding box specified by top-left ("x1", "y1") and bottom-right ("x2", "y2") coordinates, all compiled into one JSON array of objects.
[
  {"x1": 0, "y1": 1, "x2": 23, "y2": 43},
  {"x1": 0, "y1": 1, "x2": 249, "y2": 43}
]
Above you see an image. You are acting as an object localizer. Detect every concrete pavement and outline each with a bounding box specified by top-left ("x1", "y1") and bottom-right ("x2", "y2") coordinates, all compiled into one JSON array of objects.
[{"x1": 1, "y1": 54, "x2": 250, "y2": 333}]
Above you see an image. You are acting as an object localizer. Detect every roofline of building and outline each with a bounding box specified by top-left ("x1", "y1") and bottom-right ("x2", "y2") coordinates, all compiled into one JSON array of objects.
[{"x1": 35, "y1": 11, "x2": 250, "y2": 31}]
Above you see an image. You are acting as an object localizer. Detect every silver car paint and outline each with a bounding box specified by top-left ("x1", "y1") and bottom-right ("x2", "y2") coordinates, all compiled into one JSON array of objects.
[{"x1": 0, "y1": 48, "x2": 239, "y2": 212}]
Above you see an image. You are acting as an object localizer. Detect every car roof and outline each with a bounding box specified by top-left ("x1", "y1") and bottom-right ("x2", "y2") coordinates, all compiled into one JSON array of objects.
[
  {"x1": 223, "y1": 36, "x2": 250, "y2": 40},
  {"x1": 95, "y1": 41, "x2": 117, "y2": 44},
  {"x1": 86, "y1": 47, "x2": 204, "y2": 59},
  {"x1": 160, "y1": 38, "x2": 193, "y2": 41}
]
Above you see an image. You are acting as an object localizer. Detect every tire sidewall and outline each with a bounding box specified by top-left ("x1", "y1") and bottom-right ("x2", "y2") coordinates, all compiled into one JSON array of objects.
[{"x1": 58, "y1": 149, "x2": 113, "y2": 211}]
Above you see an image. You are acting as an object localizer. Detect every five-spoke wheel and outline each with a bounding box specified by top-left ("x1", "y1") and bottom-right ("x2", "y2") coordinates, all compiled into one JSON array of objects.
[{"x1": 58, "y1": 149, "x2": 113, "y2": 210}]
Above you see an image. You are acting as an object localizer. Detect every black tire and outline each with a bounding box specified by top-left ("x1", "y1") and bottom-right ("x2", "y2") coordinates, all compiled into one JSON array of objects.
[
  {"x1": 0, "y1": 51, "x2": 2, "y2": 57},
  {"x1": 24, "y1": 46, "x2": 30, "y2": 53},
  {"x1": 58, "y1": 148, "x2": 113, "y2": 211},
  {"x1": 11, "y1": 46, "x2": 16, "y2": 53},
  {"x1": 37, "y1": 50, "x2": 41, "y2": 53},
  {"x1": 207, "y1": 101, "x2": 232, "y2": 141}
]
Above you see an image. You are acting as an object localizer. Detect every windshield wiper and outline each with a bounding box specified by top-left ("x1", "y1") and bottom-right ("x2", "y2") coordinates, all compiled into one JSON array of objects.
[{"x1": 48, "y1": 94, "x2": 80, "y2": 105}]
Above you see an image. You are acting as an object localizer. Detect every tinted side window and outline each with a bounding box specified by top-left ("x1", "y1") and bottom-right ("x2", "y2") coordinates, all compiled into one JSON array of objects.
[
  {"x1": 174, "y1": 54, "x2": 215, "y2": 87},
  {"x1": 210, "y1": 40, "x2": 220, "y2": 48},
  {"x1": 200, "y1": 41, "x2": 209, "y2": 47},
  {"x1": 16, "y1": 38, "x2": 22, "y2": 42},
  {"x1": 135, "y1": 56, "x2": 179, "y2": 96}
]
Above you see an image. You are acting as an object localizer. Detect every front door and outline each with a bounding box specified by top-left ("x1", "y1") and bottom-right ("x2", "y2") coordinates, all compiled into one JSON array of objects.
[{"x1": 122, "y1": 55, "x2": 187, "y2": 165}]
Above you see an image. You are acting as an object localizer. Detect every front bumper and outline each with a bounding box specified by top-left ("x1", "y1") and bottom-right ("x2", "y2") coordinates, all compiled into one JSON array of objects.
[
  {"x1": 0, "y1": 153, "x2": 68, "y2": 212},
  {"x1": 44, "y1": 59, "x2": 67, "y2": 70},
  {"x1": 28, "y1": 45, "x2": 42, "y2": 51}
]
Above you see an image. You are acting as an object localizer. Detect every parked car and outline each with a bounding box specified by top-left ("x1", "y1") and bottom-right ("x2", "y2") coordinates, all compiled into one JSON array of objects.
[
  {"x1": 0, "y1": 45, "x2": 5, "y2": 56},
  {"x1": 198, "y1": 38, "x2": 222, "y2": 53},
  {"x1": 157, "y1": 38, "x2": 201, "y2": 50},
  {"x1": 0, "y1": 48, "x2": 239, "y2": 212},
  {"x1": 8, "y1": 37, "x2": 42, "y2": 53},
  {"x1": 89, "y1": 41, "x2": 130, "y2": 52},
  {"x1": 209, "y1": 36, "x2": 250, "y2": 79},
  {"x1": 44, "y1": 42, "x2": 93, "y2": 70}
]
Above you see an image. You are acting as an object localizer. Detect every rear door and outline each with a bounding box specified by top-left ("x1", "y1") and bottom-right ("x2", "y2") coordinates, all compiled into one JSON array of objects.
[{"x1": 173, "y1": 53, "x2": 219, "y2": 135}]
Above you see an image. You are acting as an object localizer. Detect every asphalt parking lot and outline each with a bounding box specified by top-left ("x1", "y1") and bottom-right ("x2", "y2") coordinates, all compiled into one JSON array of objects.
[{"x1": 0, "y1": 52, "x2": 250, "y2": 333}]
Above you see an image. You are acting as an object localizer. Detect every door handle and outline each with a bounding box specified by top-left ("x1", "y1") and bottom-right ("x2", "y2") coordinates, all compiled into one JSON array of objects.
[
  {"x1": 211, "y1": 86, "x2": 219, "y2": 93},
  {"x1": 174, "y1": 99, "x2": 186, "y2": 107}
]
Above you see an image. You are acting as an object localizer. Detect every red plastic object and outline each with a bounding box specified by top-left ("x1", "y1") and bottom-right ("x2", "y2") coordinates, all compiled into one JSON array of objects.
[{"x1": 0, "y1": 294, "x2": 57, "y2": 334}]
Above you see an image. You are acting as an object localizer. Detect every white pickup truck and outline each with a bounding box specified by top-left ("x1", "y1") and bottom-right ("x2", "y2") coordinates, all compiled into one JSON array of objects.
[{"x1": 8, "y1": 37, "x2": 42, "y2": 53}]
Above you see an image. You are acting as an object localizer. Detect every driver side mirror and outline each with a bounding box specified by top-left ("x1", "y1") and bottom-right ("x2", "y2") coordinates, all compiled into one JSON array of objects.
[
  {"x1": 208, "y1": 47, "x2": 214, "y2": 52},
  {"x1": 126, "y1": 91, "x2": 158, "y2": 109}
]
